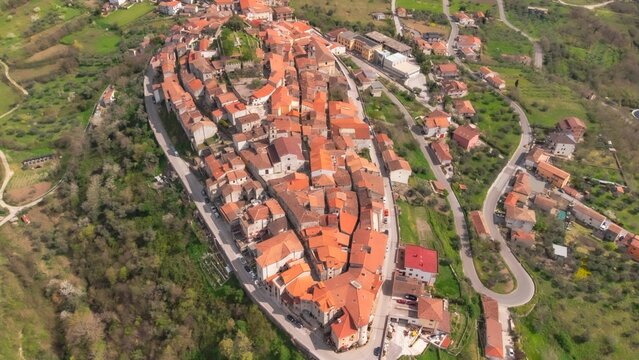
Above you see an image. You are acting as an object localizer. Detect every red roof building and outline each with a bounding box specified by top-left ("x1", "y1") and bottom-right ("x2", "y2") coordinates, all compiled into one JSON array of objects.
[
  {"x1": 401, "y1": 245, "x2": 438, "y2": 285},
  {"x1": 453, "y1": 124, "x2": 480, "y2": 151}
]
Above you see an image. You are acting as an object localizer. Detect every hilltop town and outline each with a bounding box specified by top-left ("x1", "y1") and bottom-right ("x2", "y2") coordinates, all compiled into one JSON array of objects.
[{"x1": 2, "y1": 0, "x2": 639, "y2": 359}]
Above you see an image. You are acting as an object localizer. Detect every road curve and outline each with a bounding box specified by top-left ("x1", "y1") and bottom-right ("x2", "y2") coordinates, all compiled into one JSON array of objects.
[
  {"x1": 494, "y1": 0, "x2": 543, "y2": 69},
  {"x1": 556, "y1": 0, "x2": 615, "y2": 9},
  {"x1": 382, "y1": 78, "x2": 534, "y2": 307},
  {"x1": 0, "y1": 150, "x2": 57, "y2": 226}
]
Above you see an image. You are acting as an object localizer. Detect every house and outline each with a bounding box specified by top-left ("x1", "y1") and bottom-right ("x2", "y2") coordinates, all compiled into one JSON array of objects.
[
  {"x1": 417, "y1": 297, "x2": 451, "y2": 335},
  {"x1": 558, "y1": 116, "x2": 587, "y2": 141},
  {"x1": 442, "y1": 80, "x2": 468, "y2": 98},
  {"x1": 453, "y1": 99, "x2": 476, "y2": 118},
  {"x1": 371, "y1": 12, "x2": 386, "y2": 20},
  {"x1": 268, "y1": 136, "x2": 306, "y2": 176},
  {"x1": 376, "y1": 133, "x2": 394, "y2": 150},
  {"x1": 571, "y1": 204, "x2": 607, "y2": 230},
  {"x1": 158, "y1": 1, "x2": 183, "y2": 15},
  {"x1": 469, "y1": 210, "x2": 489, "y2": 239},
  {"x1": 533, "y1": 194, "x2": 558, "y2": 213},
  {"x1": 396, "y1": 7, "x2": 407, "y2": 17},
  {"x1": 453, "y1": 124, "x2": 480, "y2": 151},
  {"x1": 423, "y1": 32, "x2": 444, "y2": 43},
  {"x1": 456, "y1": 35, "x2": 481, "y2": 52},
  {"x1": 482, "y1": 296, "x2": 505, "y2": 360},
  {"x1": 546, "y1": 132, "x2": 576, "y2": 157},
  {"x1": 254, "y1": 230, "x2": 304, "y2": 280},
  {"x1": 423, "y1": 110, "x2": 451, "y2": 138},
  {"x1": 109, "y1": 0, "x2": 126, "y2": 6},
  {"x1": 486, "y1": 75, "x2": 506, "y2": 90},
  {"x1": 431, "y1": 139, "x2": 452, "y2": 166},
  {"x1": 431, "y1": 41, "x2": 448, "y2": 56},
  {"x1": 626, "y1": 235, "x2": 639, "y2": 262},
  {"x1": 365, "y1": 31, "x2": 412, "y2": 55},
  {"x1": 536, "y1": 161, "x2": 570, "y2": 188},
  {"x1": 370, "y1": 81, "x2": 384, "y2": 97},
  {"x1": 273, "y1": 6, "x2": 294, "y2": 21},
  {"x1": 505, "y1": 205, "x2": 536, "y2": 232},
  {"x1": 435, "y1": 63, "x2": 458, "y2": 78},
  {"x1": 382, "y1": 149, "x2": 412, "y2": 184},
  {"x1": 524, "y1": 146, "x2": 550, "y2": 169},
  {"x1": 401, "y1": 245, "x2": 438, "y2": 286},
  {"x1": 100, "y1": 86, "x2": 116, "y2": 106},
  {"x1": 453, "y1": 12, "x2": 475, "y2": 26},
  {"x1": 512, "y1": 230, "x2": 535, "y2": 248}
]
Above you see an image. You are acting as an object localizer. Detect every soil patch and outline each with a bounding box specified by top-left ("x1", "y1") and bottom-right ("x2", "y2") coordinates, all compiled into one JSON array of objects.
[
  {"x1": 5, "y1": 181, "x2": 51, "y2": 205},
  {"x1": 25, "y1": 45, "x2": 75, "y2": 64}
]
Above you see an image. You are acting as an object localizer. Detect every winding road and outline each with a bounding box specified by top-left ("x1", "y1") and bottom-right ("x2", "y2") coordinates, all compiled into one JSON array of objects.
[
  {"x1": 0, "y1": 60, "x2": 28, "y2": 96},
  {"x1": 494, "y1": 0, "x2": 543, "y2": 69},
  {"x1": 0, "y1": 150, "x2": 58, "y2": 227},
  {"x1": 556, "y1": 0, "x2": 615, "y2": 10}
]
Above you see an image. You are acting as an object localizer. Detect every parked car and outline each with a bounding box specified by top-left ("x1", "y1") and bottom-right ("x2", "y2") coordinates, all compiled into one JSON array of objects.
[
  {"x1": 374, "y1": 347, "x2": 381, "y2": 357},
  {"x1": 508, "y1": 347, "x2": 515, "y2": 357},
  {"x1": 243, "y1": 265, "x2": 251, "y2": 273},
  {"x1": 404, "y1": 294, "x2": 417, "y2": 301},
  {"x1": 406, "y1": 300, "x2": 417, "y2": 306},
  {"x1": 396, "y1": 299, "x2": 407, "y2": 304}
]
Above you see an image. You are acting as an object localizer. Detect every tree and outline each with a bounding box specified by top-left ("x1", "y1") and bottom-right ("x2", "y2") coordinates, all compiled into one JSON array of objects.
[{"x1": 226, "y1": 15, "x2": 245, "y2": 31}]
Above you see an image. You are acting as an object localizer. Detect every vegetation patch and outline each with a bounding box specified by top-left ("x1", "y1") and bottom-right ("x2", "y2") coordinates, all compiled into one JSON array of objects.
[{"x1": 98, "y1": 1, "x2": 155, "y2": 28}]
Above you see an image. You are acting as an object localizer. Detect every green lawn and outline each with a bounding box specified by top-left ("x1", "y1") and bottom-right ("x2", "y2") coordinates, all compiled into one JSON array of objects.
[
  {"x1": 397, "y1": 0, "x2": 443, "y2": 13},
  {"x1": 98, "y1": 1, "x2": 155, "y2": 28},
  {"x1": 0, "y1": 80, "x2": 21, "y2": 115},
  {"x1": 434, "y1": 264, "x2": 461, "y2": 299},
  {"x1": 61, "y1": 26, "x2": 120, "y2": 54}
]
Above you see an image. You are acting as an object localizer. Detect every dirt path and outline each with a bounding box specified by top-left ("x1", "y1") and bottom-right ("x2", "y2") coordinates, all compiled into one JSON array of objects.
[
  {"x1": 18, "y1": 330, "x2": 25, "y2": 360},
  {"x1": 0, "y1": 60, "x2": 28, "y2": 96}
]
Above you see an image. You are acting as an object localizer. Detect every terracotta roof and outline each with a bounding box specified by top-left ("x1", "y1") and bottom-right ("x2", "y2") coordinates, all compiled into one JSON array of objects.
[
  {"x1": 537, "y1": 161, "x2": 570, "y2": 181},
  {"x1": 431, "y1": 139, "x2": 452, "y2": 162},
  {"x1": 438, "y1": 63, "x2": 458, "y2": 74},
  {"x1": 255, "y1": 230, "x2": 304, "y2": 268},
  {"x1": 469, "y1": 211, "x2": 489, "y2": 237},
  {"x1": 505, "y1": 205, "x2": 536, "y2": 223},
  {"x1": 403, "y1": 245, "x2": 438, "y2": 273},
  {"x1": 453, "y1": 124, "x2": 479, "y2": 142},
  {"x1": 418, "y1": 297, "x2": 451, "y2": 333}
]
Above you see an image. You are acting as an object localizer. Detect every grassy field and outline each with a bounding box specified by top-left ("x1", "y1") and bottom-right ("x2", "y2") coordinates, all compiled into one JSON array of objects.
[
  {"x1": 475, "y1": 64, "x2": 589, "y2": 128},
  {"x1": 0, "y1": 0, "x2": 83, "y2": 39},
  {"x1": 479, "y1": 20, "x2": 533, "y2": 60},
  {"x1": 398, "y1": 199, "x2": 434, "y2": 246},
  {"x1": 60, "y1": 26, "x2": 121, "y2": 54},
  {"x1": 0, "y1": 80, "x2": 21, "y2": 115},
  {"x1": 465, "y1": 82, "x2": 520, "y2": 155},
  {"x1": 290, "y1": 0, "x2": 390, "y2": 30},
  {"x1": 397, "y1": 0, "x2": 443, "y2": 13},
  {"x1": 98, "y1": 1, "x2": 155, "y2": 28},
  {"x1": 449, "y1": 0, "x2": 495, "y2": 13},
  {"x1": 365, "y1": 92, "x2": 404, "y2": 124}
]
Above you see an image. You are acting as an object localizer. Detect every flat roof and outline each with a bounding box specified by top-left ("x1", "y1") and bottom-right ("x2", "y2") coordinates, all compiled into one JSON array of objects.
[
  {"x1": 354, "y1": 34, "x2": 381, "y2": 48},
  {"x1": 365, "y1": 31, "x2": 412, "y2": 53}
]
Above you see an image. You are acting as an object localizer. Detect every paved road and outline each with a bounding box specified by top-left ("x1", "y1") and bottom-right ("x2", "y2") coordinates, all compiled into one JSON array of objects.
[
  {"x1": 391, "y1": 0, "x2": 403, "y2": 36},
  {"x1": 442, "y1": 0, "x2": 458, "y2": 56},
  {"x1": 495, "y1": 0, "x2": 543, "y2": 69},
  {"x1": 144, "y1": 67, "x2": 399, "y2": 360},
  {"x1": 556, "y1": 0, "x2": 615, "y2": 9},
  {"x1": 479, "y1": 98, "x2": 536, "y2": 307},
  {"x1": 0, "y1": 150, "x2": 54, "y2": 227}
]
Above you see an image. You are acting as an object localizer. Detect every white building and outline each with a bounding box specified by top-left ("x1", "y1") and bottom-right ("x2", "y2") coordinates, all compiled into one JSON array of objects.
[{"x1": 401, "y1": 245, "x2": 438, "y2": 286}]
